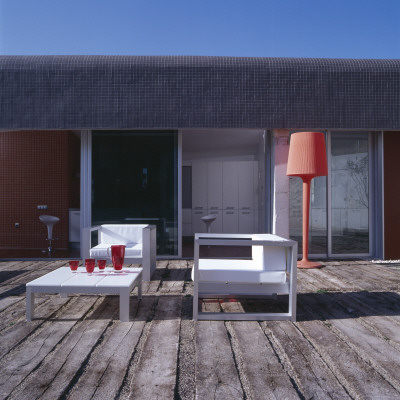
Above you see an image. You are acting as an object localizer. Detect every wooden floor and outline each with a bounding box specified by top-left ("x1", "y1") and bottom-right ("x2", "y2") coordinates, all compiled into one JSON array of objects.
[{"x1": 1, "y1": 259, "x2": 400, "y2": 399}]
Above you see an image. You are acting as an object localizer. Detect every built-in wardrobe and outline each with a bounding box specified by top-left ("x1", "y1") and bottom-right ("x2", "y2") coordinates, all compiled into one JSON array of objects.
[{"x1": 183, "y1": 160, "x2": 262, "y2": 235}]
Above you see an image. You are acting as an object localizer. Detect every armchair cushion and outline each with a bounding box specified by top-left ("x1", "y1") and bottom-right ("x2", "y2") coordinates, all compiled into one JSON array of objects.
[
  {"x1": 99, "y1": 224, "x2": 147, "y2": 244},
  {"x1": 197, "y1": 259, "x2": 287, "y2": 284},
  {"x1": 90, "y1": 243, "x2": 142, "y2": 259}
]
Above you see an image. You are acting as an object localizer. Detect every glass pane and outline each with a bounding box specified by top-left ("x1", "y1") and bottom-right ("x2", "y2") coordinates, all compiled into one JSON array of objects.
[
  {"x1": 289, "y1": 176, "x2": 327, "y2": 255},
  {"x1": 331, "y1": 134, "x2": 369, "y2": 254},
  {"x1": 92, "y1": 131, "x2": 178, "y2": 256}
]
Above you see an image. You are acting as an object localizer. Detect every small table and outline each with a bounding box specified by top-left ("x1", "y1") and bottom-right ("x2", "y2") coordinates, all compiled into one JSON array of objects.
[{"x1": 26, "y1": 267, "x2": 143, "y2": 322}]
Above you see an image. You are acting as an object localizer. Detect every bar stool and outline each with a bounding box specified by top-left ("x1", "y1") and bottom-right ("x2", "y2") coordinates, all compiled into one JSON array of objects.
[{"x1": 39, "y1": 215, "x2": 60, "y2": 253}]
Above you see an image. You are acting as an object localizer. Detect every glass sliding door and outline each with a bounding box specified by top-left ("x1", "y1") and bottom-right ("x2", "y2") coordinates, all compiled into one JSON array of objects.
[
  {"x1": 289, "y1": 170, "x2": 327, "y2": 255},
  {"x1": 330, "y1": 133, "x2": 370, "y2": 255},
  {"x1": 289, "y1": 131, "x2": 373, "y2": 258},
  {"x1": 92, "y1": 131, "x2": 178, "y2": 256}
]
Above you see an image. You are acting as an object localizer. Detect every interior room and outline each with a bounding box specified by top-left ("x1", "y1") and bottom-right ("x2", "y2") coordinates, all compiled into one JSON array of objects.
[{"x1": 181, "y1": 129, "x2": 267, "y2": 257}]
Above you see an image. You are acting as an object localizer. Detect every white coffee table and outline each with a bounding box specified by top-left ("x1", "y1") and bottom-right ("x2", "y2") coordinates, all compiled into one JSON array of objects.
[{"x1": 26, "y1": 267, "x2": 143, "y2": 322}]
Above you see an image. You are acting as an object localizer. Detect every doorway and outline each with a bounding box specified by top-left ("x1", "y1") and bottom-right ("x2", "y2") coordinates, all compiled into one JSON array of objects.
[{"x1": 181, "y1": 129, "x2": 267, "y2": 257}]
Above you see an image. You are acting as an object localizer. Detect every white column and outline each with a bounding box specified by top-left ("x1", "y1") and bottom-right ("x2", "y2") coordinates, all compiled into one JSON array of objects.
[
  {"x1": 272, "y1": 129, "x2": 290, "y2": 238},
  {"x1": 80, "y1": 130, "x2": 92, "y2": 258}
]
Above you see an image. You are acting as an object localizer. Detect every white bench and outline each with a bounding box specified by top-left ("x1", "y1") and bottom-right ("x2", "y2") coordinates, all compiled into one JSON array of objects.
[
  {"x1": 82, "y1": 224, "x2": 156, "y2": 281},
  {"x1": 26, "y1": 267, "x2": 142, "y2": 322},
  {"x1": 193, "y1": 233, "x2": 297, "y2": 321}
]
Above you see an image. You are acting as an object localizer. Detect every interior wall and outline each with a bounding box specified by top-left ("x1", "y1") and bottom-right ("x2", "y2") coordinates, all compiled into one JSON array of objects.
[
  {"x1": 0, "y1": 131, "x2": 80, "y2": 249},
  {"x1": 384, "y1": 131, "x2": 400, "y2": 259}
]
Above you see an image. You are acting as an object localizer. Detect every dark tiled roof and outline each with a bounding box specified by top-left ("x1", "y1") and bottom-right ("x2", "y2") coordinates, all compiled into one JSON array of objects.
[{"x1": 0, "y1": 55, "x2": 399, "y2": 129}]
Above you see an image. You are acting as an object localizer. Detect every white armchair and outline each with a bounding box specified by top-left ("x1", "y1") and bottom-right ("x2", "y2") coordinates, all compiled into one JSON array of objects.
[
  {"x1": 81, "y1": 224, "x2": 156, "y2": 281},
  {"x1": 193, "y1": 233, "x2": 297, "y2": 321}
]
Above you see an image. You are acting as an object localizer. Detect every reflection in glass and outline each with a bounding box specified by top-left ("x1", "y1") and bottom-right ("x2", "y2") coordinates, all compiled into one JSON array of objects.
[
  {"x1": 92, "y1": 131, "x2": 178, "y2": 256},
  {"x1": 331, "y1": 134, "x2": 369, "y2": 254}
]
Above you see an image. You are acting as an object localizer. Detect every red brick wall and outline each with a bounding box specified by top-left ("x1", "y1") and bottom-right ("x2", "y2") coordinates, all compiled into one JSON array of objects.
[
  {"x1": 384, "y1": 131, "x2": 400, "y2": 259},
  {"x1": 0, "y1": 131, "x2": 80, "y2": 249}
]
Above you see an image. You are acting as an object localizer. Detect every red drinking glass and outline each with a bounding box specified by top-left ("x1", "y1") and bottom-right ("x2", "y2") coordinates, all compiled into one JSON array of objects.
[
  {"x1": 69, "y1": 260, "x2": 79, "y2": 272},
  {"x1": 85, "y1": 258, "x2": 95, "y2": 273},
  {"x1": 107, "y1": 245, "x2": 125, "y2": 271},
  {"x1": 97, "y1": 259, "x2": 106, "y2": 270}
]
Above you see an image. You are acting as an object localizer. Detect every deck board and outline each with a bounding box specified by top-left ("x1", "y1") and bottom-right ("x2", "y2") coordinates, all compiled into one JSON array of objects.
[{"x1": 0, "y1": 260, "x2": 399, "y2": 399}]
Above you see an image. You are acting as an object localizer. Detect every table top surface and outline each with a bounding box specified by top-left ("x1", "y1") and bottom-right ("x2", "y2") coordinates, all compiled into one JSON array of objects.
[{"x1": 27, "y1": 266, "x2": 143, "y2": 288}]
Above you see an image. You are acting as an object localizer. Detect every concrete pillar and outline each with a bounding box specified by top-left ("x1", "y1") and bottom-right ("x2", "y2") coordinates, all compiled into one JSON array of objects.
[{"x1": 272, "y1": 129, "x2": 290, "y2": 238}]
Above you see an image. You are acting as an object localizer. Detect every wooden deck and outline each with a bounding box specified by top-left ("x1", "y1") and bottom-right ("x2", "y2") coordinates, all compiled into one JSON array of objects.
[{"x1": 0, "y1": 259, "x2": 400, "y2": 399}]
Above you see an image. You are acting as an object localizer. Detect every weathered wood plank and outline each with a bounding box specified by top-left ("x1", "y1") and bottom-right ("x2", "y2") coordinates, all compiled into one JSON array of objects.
[
  {"x1": 301, "y1": 292, "x2": 400, "y2": 391},
  {"x1": 159, "y1": 260, "x2": 188, "y2": 294},
  {"x1": 128, "y1": 295, "x2": 182, "y2": 400},
  {"x1": 222, "y1": 300, "x2": 300, "y2": 399},
  {"x1": 10, "y1": 296, "x2": 120, "y2": 400},
  {"x1": 195, "y1": 300, "x2": 244, "y2": 400},
  {"x1": 0, "y1": 295, "x2": 99, "y2": 399},
  {"x1": 0, "y1": 295, "x2": 24, "y2": 313},
  {"x1": 263, "y1": 320, "x2": 350, "y2": 399},
  {"x1": 141, "y1": 261, "x2": 168, "y2": 295},
  {"x1": 67, "y1": 296, "x2": 155, "y2": 400},
  {"x1": 296, "y1": 306, "x2": 400, "y2": 399},
  {"x1": 0, "y1": 295, "x2": 70, "y2": 358}
]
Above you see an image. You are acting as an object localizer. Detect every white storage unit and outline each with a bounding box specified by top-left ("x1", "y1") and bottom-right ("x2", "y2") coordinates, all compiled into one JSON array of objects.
[
  {"x1": 222, "y1": 161, "x2": 239, "y2": 210},
  {"x1": 191, "y1": 160, "x2": 260, "y2": 235},
  {"x1": 239, "y1": 209, "x2": 255, "y2": 233},
  {"x1": 192, "y1": 162, "x2": 208, "y2": 210},
  {"x1": 207, "y1": 162, "x2": 223, "y2": 211},
  {"x1": 192, "y1": 209, "x2": 207, "y2": 233},
  {"x1": 223, "y1": 209, "x2": 239, "y2": 232}
]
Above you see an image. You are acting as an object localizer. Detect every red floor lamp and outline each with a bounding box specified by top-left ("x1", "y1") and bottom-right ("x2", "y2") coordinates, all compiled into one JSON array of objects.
[{"x1": 287, "y1": 132, "x2": 328, "y2": 269}]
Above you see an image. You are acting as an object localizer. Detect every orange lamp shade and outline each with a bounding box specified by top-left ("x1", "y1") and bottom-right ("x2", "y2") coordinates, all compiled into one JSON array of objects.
[{"x1": 287, "y1": 132, "x2": 328, "y2": 178}]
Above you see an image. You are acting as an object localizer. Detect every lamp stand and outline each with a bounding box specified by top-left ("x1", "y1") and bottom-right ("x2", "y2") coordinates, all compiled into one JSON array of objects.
[{"x1": 298, "y1": 177, "x2": 322, "y2": 269}]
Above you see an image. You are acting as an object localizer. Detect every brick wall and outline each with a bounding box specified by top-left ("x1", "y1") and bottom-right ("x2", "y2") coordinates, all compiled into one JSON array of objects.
[
  {"x1": 0, "y1": 131, "x2": 80, "y2": 249},
  {"x1": 384, "y1": 131, "x2": 400, "y2": 259}
]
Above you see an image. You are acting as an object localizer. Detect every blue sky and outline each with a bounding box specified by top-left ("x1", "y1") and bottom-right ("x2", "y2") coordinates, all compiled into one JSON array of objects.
[{"x1": 1, "y1": 0, "x2": 399, "y2": 58}]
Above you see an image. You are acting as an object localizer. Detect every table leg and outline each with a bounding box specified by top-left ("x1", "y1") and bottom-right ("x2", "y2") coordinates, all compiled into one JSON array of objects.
[
  {"x1": 119, "y1": 287, "x2": 130, "y2": 322},
  {"x1": 26, "y1": 288, "x2": 34, "y2": 321}
]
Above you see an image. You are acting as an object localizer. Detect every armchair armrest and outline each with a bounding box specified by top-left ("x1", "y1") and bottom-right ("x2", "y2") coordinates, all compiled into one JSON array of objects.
[
  {"x1": 142, "y1": 225, "x2": 157, "y2": 281},
  {"x1": 81, "y1": 226, "x2": 101, "y2": 259}
]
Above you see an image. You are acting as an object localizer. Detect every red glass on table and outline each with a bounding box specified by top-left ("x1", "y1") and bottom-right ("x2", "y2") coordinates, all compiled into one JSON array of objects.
[
  {"x1": 85, "y1": 258, "x2": 96, "y2": 273},
  {"x1": 97, "y1": 259, "x2": 107, "y2": 270},
  {"x1": 69, "y1": 260, "x2": 79, "y2": 272},
  {"x1": 107, "y1": 245, "x2": 125, "y2": 271}
]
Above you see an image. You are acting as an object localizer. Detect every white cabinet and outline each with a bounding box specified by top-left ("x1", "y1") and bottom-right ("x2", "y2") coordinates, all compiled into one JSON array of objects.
[
  {"x1": 190, "y1": 160, "x2": 260, "y2": 235},
  {"x1": 238, "y1": 161, "x2": 255, "y2": 210},
  {"x1": 192, "y1": 162, "x2": 208, "y2": 210},
  {"x1": 207, "y1": 162, "x2": 223, "y2": 210},
  {"x1": 192, "y1": 209, "x2": 207, "y2": 233},
  {"x1": 223, "y1": 162, "x2": 239, "y2": 210},
  {"x1": 223, "y1": 210, "x2": 238, "y2": 233},
  {"x1": 239, "y1": 209, "x2": 255, "y2": 233},
  {"x1": 208, "y1": 209, "x2": 223, "y2": 233}
]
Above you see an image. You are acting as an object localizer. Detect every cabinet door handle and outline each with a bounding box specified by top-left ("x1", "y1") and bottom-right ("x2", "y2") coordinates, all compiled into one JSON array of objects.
[
  {"x1": 241, "y1": 207, "x2": 250, "y2": 210},
  {"x1": 210, "y1": 206, "x2": 219, "y2": 209},
  {"x1": 226, "y1": 206, "x2": 235, "y2": 210},
  {"x1": 194, "y1": 207, "x2": 204, "y2": 210},
  {"x1": 195, "y1": 211, "x2": 203, "y2": 214},
  {"x1": 226, "y1": 211, "x2": 235, "y2": 215},
  {"x1": 241, "y1": 212, "x2": 250, "y2": 215}
]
